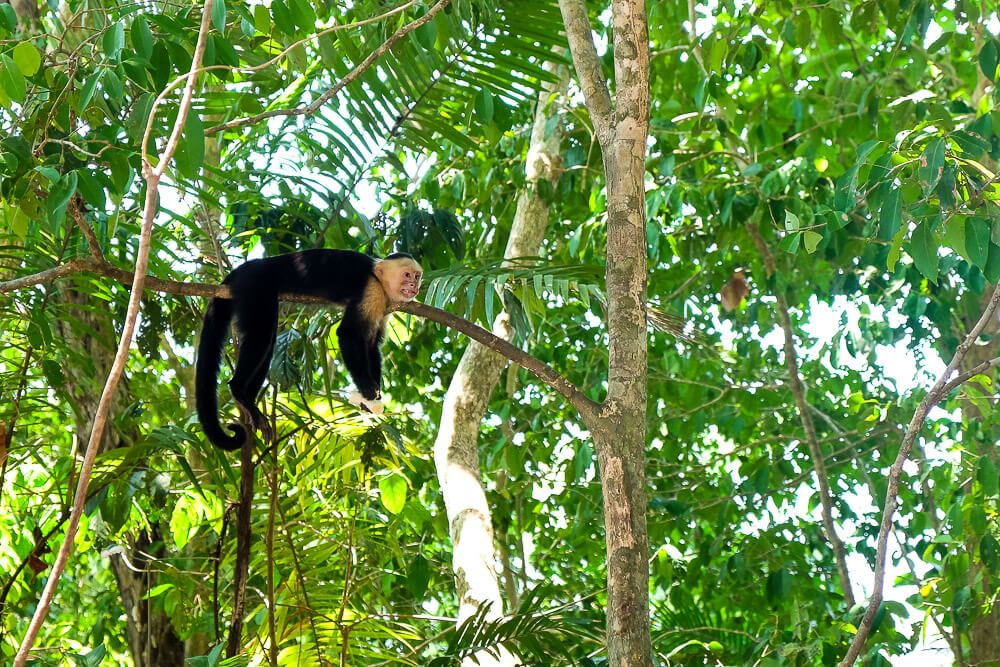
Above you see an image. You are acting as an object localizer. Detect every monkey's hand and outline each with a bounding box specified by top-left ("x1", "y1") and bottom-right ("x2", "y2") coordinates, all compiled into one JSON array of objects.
[{"x1": 349, "y1": 391, "x2": 384, "y2": 415}]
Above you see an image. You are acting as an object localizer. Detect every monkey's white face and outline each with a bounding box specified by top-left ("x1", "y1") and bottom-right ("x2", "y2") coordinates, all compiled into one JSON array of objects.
[{"x1": 379, "y1": 258, "x2": 423, "y2": 302}]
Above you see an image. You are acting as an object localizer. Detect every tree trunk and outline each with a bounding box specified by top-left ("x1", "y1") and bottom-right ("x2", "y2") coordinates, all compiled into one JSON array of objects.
[
  {"x1": 558, "y1": 0, "x2": 652, "y2": 663},
  {"x1": 592, "y1": 138, "x2": 652, "y2": 667},
  {"x1": 433, "y1": 61, "x2": 568, "y2": 666},
  {"x1": 52, "y1": 287, "x2": 186, "y2": 666},
  {"x1": 963, "y1": 288, "x2": 1000, "y2": 667}
]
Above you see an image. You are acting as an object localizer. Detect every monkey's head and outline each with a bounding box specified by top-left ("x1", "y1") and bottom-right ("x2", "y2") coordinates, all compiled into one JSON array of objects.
[{"x1": 376, "y1": 253, "x2": 423, "y2": 303}]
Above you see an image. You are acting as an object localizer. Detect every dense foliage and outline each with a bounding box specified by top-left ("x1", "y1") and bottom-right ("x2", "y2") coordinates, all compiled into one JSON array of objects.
[{"x1": 1, "y1": 0, "x2": 999, "y2": 664}]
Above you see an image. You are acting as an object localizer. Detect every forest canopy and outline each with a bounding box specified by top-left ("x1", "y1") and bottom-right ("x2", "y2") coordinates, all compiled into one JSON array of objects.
[{"x1": 1, "y1": 0, "x2": 1000, "y2": 665}]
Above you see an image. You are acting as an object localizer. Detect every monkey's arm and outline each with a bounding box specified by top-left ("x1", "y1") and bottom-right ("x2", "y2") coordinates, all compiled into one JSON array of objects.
[{"x1": 337, "y1": 309, "x2": 383, "y2": 409}]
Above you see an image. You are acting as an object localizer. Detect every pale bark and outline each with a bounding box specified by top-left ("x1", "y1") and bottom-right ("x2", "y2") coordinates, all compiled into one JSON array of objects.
[
  {"x1": 840, "y1": 284, "x2": 1000, "y2": 667},
  {"x1": 558, "y1": 0, "x2": 653, "y2": 664},
  {"x1": 434, "y1": 61, "x2": 568, "y2": 666}
]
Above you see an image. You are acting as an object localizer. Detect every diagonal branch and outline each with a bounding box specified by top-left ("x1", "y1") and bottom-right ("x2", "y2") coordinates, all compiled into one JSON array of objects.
[
  {"x1": 556, "y1": 0, "x2": 613, "y2": 142},
  {"x1": 839, "y1": 282, "x2": 1000, "y2": 667},
  {"x1": 13, "y1": 1, "x2": 215, "y2": 662},
  {"x1": 393, "y1": 301, "x2": 600, "y2": 427},
  {"x1": 749, "y1": 224, "x2": 856, "y2": 608}
]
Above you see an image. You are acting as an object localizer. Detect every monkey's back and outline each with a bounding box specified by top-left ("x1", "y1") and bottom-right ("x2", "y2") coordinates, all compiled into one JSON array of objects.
[{"x1": 223, "y1": 249, "x2": 376, "y2": 306}]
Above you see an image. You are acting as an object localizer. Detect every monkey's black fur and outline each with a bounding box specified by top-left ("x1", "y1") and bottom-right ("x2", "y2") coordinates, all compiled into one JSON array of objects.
[{"x1": 196, "y1": 249, "x2": 414, "y2": 450}]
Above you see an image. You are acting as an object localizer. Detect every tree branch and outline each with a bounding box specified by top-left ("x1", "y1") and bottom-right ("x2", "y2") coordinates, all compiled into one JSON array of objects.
[
  {"x1": 205, "y1": 0, "x2": 451, "y2": 136},
  {"x1": 839, "y1": 282, "x2": 1000, "y2": 667},
  {"x1": 395, "y1": 301, "x2": 601, "y2": 425},
  {"x1": 1, "y1": 257, "x2": 600, "y2": 428},
  {"x1": 749, "y1": 223, "x2": 856, "y2": 608},
  {"x1": 13, "y1": 1, "x2": 214, "y2": 662},
  {"x1": 556, "y1": 0, "x2": 613, "y2": 143}
]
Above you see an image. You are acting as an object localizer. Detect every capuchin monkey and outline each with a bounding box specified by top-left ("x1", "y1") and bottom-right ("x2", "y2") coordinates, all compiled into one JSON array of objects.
[{"x1": 196, "y1": 249, "x2": 423, "y2": 450}]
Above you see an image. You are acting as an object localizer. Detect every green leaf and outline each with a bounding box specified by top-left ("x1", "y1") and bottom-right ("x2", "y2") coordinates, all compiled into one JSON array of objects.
[
  {"x1": 979, "y1": 456, "x2": 998, "y2": 497},
  {"x1": 42, "y1": 359, "x2": 64, "y2": 387},
  {"x1": 131, "y1": 16, "x2": 153, "y2": 59},
  {"x1": 186, "y1": 642, "x2": 224, "y2": 667},
  {"x1": 47, "y1": 171, "x2": 77, "y2": 226},
  {"x1": 0, "y1": 54, "x2": 27, "y2": 103},
  {"x1": 474, "y1": 87, "x2": 495, "y2": 124},
  {"x1": 982, "y1": 534, "x2": 1000, "y2": 573},
  {"x1": 212, "y1": 0, "x2": 227, "y2": 32},
  {"x1": 34, "y1": 165, "x2": 60, "y2": 182},
  {"x1": 878, "y1": 187, "x2": 902, "y2": 240},
  {"x1": 76, "y1": 70, "x2": 103, "y2": 114},
  {"x1": 5, "y1": 206, "x2": 29, "y2": 238},
  {"x1": 0, "y1": 4, "x2": 16, "y2": 33},
  {"x1": 270, "y1": 0, "x2": 295, "y2": 35},
  {"x1": 870, "y1": 602, "x2": 887, "y2": 633},
  {"x1": 765, "y1": 568, "x2": 791, "y2": 604},
  {"x1": 833, "y1": 165, "x2": 856, "y2": 211},
  {"x1": 288, "y1": 0, "x2": 315, "y2": 30},
  {"x1": 13, "y1": 41, "x2": 41, "y2": 76},
  {"x1": 103, "y1": 22, "x2": 125, "y2": 60},
  {"x1": 784, "y1": 209, "x2": 800, "y2": 231},
  {"x1": 970, "y1": 506, "x2": 988, "y2": 535},
  {"x1": 778, "y1": 231, "x2": 800, "y2": 254},
  {"x1": 68, "y1": 643, "x2": 106, "y2": 667},
  {"x1": 75, "y1": 169, "x2": 105, "y2": 210},
  {"x1": 918, "y1": 137, "x2": 945, "y2": 194},
  {"x1": 854, "y1": 139, "x2": 882, "y2": 165},
  {"x1": 175, "y1": 110, "x2": 204, "y2": 178},
  {"x1": 253, "y1": 5, "x2": 270, "y2": 33},
  {"x1": 886, "y1": 227, "x2": 905, "y2": 272},
  {"x1": 415, "y1": 19, "x2": 436, "y2": 50},
  {"x1": 979, "y1": 39, "x2": 999, "y2": 81},
  {"x1": 910, "y1": 221, "x2": 939, "y2": 282},
  {"x1": 985, "y1": 241, "x2": 1000, "y2": 284},
  {"x1": 965, "y1": 217, "x2": 991, "y2": 269},
  {"x1": 379, "y1": 473, "x2": 407, "y2": 514},
  {"x1": 406, "y1": 554, "x2": 430, "y2": 597},
  {"x1": 803, "y1": 230, "x2": 822, "y2": 253}
]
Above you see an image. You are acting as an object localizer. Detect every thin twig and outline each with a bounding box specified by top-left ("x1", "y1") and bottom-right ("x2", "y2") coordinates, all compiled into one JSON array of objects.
[
  {"x1": 839, "y1": 283, "x2": 1000, "y2": 667},
  {"x1": 748, "y1": 223, "x2": 856, "y2": 607}
]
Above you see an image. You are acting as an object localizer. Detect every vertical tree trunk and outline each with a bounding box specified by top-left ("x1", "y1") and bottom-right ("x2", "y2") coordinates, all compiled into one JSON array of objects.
[
  {"x1": 964, "y1": 35, "x2": 999, "y2": 662},
  {"x1": 558, "y1": 0, "x2": 652, "y2": 663},
  {"x1": 963, "y1": 287, "x2": 1000, "y2": 667},
  {"x1": 593, "y1": 137, "x2": 652, "y2": 667},
  {"x1": 433, "y1": 61, "x2": 568, "y2": 666}
]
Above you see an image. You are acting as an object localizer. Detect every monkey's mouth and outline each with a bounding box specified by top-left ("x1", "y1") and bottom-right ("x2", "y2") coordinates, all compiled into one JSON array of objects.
[{"x1": 401, "y1": 285, "x2": 419, "y2": 299}]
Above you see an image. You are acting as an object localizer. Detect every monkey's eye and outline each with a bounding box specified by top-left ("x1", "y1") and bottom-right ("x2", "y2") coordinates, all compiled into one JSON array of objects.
[{"x1": 404, "y1": 271, "x2": 412, "y2": 278}]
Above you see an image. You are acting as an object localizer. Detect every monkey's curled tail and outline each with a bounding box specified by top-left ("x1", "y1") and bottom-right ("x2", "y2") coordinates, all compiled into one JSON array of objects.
[{"x1": 195, "y1": 298, "x2": 246, "y2": 450}]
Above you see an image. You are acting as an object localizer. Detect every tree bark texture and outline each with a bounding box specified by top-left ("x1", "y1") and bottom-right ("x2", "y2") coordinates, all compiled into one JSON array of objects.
[
  {"x1": 433, "y1": 61, "x2": 568, "y2": 667},
  {"x1": 558, "y1": 0, "x2": 653, "y2": 664},
  {"x1": 963, "y1": 287, "x2": 1000, "y2": 667}
]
